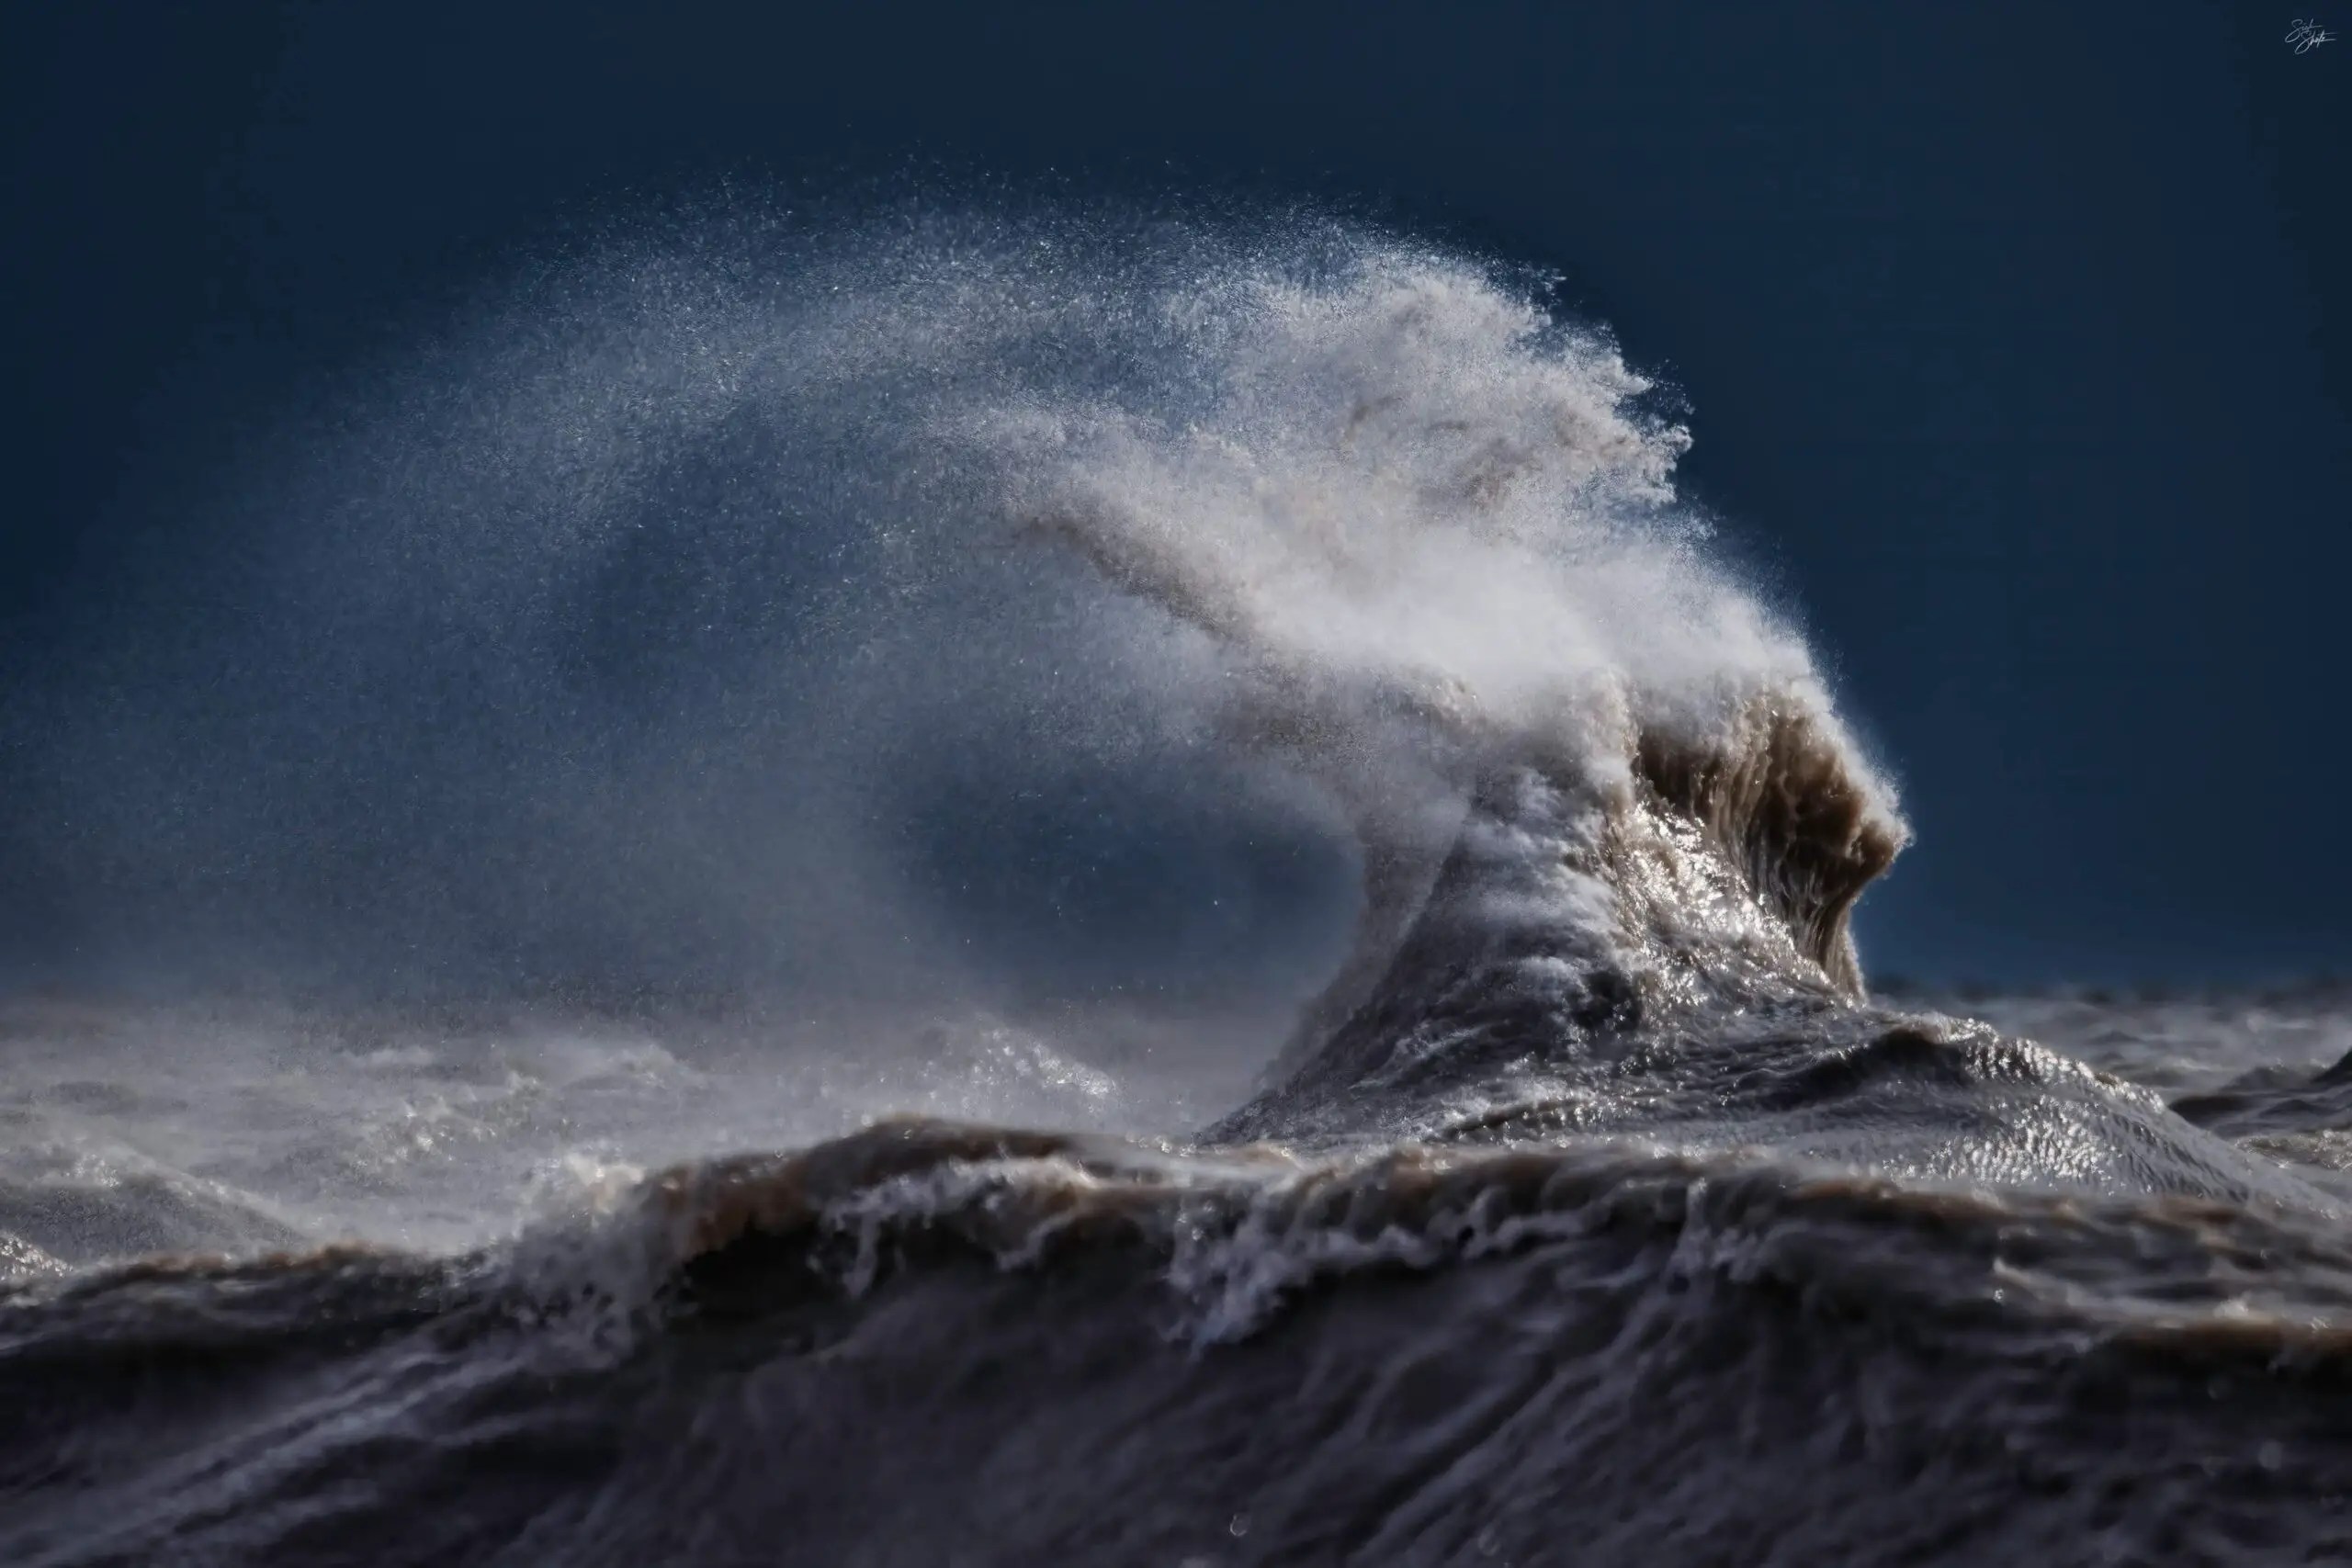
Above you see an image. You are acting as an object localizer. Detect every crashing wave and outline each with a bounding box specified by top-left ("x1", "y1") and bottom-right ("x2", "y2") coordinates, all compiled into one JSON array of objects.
[
  {"x1": 16, "y1": 206, "x2": 2352, "y2": 1566},
  {"x1": 958, "y1": 243, "x2": 1910, "y2": 1112}
]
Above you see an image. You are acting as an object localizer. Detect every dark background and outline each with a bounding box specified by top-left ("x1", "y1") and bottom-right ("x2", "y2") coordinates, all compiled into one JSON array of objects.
[{"x1": 3, "y1": 0, "x2": 2346, "y2": 990}]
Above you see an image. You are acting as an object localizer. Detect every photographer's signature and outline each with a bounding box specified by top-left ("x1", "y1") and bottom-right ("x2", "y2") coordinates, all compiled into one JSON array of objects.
[{"x1": 2287, "y1": 17, "x2": 2335, "y2": 51}]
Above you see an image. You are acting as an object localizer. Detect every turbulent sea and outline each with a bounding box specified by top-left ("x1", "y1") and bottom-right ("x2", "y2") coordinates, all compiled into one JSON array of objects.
[{"x1": 6, "y1": 209, "x2": 2350, "y2": 1565}]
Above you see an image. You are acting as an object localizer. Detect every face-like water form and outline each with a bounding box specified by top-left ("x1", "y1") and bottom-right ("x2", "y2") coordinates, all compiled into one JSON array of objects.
[{"x1": 6, "y1": 206, "x2": 2347, "y2": 1568}]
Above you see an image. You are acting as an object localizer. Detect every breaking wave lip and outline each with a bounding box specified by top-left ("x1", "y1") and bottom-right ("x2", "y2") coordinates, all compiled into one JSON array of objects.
[{"x1": 1633, "y1": 700, "x2": 1905, "y2": 994}]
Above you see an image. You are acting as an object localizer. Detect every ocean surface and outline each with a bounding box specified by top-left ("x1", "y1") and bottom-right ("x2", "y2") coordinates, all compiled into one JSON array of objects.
[{"x1": 6, "y1": 211, "x2": 2348, "y2": 1564}]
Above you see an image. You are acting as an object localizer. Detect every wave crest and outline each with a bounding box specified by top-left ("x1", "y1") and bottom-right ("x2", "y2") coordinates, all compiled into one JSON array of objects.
[
  {"x1": 1634, "y1": 694, "x2": 1907, "y2": 994},
  {"x1": 944, "y1": 231, "x2": 1910, "y2": 1080}
]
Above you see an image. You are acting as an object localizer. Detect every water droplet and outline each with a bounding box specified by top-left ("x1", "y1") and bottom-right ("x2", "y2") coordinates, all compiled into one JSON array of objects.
[{"x1": 1229, "y1": 1511, "x2": 1251, "y2": 1538}]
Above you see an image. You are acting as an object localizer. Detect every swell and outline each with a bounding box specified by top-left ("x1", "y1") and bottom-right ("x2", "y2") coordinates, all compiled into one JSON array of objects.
[
  {"x1": 17, "y1": 1116, "x2": 2341, "y2": 1356},
  {"x1": 9, "y1": 1123, "x2": 2352, "y2": 1566}
]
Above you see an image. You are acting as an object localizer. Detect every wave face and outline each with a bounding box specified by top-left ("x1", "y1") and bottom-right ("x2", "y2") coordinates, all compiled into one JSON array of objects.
[{"x1": 7, "y1": 209, "x2": 2352, "y2": 1565}]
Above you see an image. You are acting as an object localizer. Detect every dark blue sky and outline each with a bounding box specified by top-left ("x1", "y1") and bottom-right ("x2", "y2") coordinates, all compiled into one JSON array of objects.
[{"x1": 4, "y1": 1, "x2": 2346, "y2": 990}]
